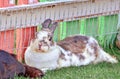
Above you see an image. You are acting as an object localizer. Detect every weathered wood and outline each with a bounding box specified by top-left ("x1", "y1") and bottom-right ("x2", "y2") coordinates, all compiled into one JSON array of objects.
[{"x1": 0, "y1": 0, "x2": 120, "y2": 31}]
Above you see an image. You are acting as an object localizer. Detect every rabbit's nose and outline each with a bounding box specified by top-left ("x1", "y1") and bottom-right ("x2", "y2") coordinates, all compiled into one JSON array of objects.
[
  {"x1": 39, "y1": 43, "x2": 42, "y2": 50},
  {"x1": 40, "y1": 73, "x2": 44, "y2": 77}
]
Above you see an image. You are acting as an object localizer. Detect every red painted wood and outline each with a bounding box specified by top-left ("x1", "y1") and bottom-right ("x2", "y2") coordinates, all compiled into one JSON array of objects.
[{"x1": 0, "y1": 0, "x2": 15, "y2": 53}]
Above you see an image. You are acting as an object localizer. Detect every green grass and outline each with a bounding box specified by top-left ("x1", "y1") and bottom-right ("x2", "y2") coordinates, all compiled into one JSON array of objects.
[
  {"x1": 15, "y1": 62, "x2": 120, "y2": 79},
  {"x1": 15, "y1": 48, "x2": 120, "y2": 79},
  {"x1": 43, "y1": 63, "x2": 120, "y2": 79}
]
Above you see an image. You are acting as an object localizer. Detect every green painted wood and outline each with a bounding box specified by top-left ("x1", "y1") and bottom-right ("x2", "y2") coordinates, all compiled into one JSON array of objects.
[
  {"x1": 65, "y1": 20, "x2": 81, "y2": 36},
  {"x1": 104, "y1": 15, "x2": 118, "y2": 48},
  {"x1": 85, "y1": 17, "x2": 98, "y2": 37},
  {"x1": 80, "y1": 19, "x2": 86, "y2": 35},
  {"x1": 60, "y1": 22, "x2": 67, "y2": 40},
  {"x1": 98, "y1": 16, "x2": 105, "y2": 46},
  {"x1": 54, "y1": 24, "x2": 59, "y2": 41}
]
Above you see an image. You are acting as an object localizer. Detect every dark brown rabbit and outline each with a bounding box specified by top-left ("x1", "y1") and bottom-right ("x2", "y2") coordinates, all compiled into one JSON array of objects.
[
  {"x1": 0, "y1": 50, "x2": 44, "y2": 79},
  {"x1": 25, "y1": 19, "x2": 118, "y2": 72},
  {"x1": 0, "y1": 50, "x2": 25, "y2": 79}
]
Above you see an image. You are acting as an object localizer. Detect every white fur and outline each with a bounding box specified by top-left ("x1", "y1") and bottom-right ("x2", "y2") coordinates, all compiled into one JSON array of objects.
[
  {"x1": 37, "y1": 30, "x2": 49, "y2": 41},
  {"x1": 25, "y1": 44, "x2": 61, "y2": 72}
]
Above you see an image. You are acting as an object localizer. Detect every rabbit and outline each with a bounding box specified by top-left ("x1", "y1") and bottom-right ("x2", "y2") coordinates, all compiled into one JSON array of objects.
[
  {"x1": 0, "y1": 50, "x2": 44, "y2": 79},
  {"x1": 0, "y1": 50, "x2": 25, "y2": 79},
  {"x1": 25, "y1": 19, "x2": 118, "y2": 72},
  {"x1": 10, "y1": 53, "x2": 45, "y2": 78}
]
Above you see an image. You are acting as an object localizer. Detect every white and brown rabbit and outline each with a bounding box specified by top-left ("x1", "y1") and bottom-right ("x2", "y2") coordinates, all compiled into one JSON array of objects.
[{"x1": 25, "y1": 19, "x2": 118, "y2": 72}]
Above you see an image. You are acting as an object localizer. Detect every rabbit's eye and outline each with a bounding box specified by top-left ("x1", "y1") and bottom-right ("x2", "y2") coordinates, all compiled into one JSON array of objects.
[
  {"x1": 49, "y1": 37, "x2": 52, "y2": 41},
  {"x1": 48, "y1": 35, "x2": 52, "y2": 41}
]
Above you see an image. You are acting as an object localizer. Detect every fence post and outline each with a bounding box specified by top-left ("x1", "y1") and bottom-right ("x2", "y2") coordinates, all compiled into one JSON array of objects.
[
  {"x1": 16, "y1": 0, "x2": 38, "y2": 61},
  {"x1": 0, "y1": 0, "x2": 15, "y2": 53}
]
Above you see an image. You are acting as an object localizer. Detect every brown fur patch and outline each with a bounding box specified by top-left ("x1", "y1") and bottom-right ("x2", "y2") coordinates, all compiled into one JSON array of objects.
[
  {"x1": 59, "y1": 52, "x2": 66, "y2": 61},
  {"x1": 76, "y1": 53, "x2": 85, "y2": 60},
  {"x1": 58, "y1": 35, "x2": 89, "y2": 54},
  {"x1": 89, "y1": 41, "x2": 98, "y2": 58},
  {"x1": 67, "y1": 53, "x2": 72, "y2": 56}
]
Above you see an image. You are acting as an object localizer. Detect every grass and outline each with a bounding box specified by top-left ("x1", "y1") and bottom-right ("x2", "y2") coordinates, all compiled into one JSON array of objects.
[
  {"x1": 15, "y1": 62, "x2": 120, "y2": 79},
  {"x1": 15, "y1": 47, "x2": 120, "y2": 79},
  {"x1": 43, "y1": 62, "x2": 120, "y2": 79}
]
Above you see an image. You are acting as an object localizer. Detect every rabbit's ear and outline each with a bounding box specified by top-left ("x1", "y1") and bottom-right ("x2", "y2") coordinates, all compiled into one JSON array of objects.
[
  {"x1": 50, "y1": 22, "x2": 58, "y2": 33},
  {"x1": 42, "y1": 19, "x2": 52, "y2": 29}
]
